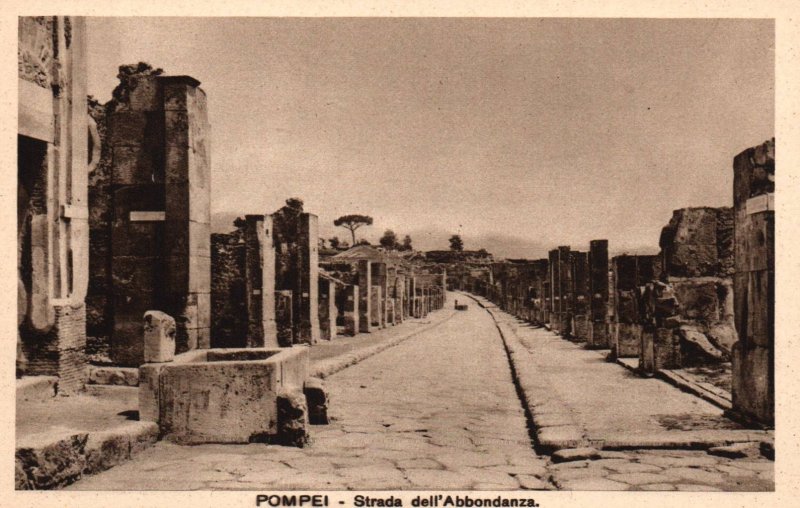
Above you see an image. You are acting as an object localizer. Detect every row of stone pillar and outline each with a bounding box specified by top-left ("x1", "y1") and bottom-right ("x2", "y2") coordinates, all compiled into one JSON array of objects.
[{"x1": 472, "y1": 139, "x2": 774, "y2": 427}]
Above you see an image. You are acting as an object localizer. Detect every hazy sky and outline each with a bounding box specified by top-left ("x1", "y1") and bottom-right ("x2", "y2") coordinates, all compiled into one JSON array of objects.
[{"x1": 86, "y1": 18, "x2": 773, "y2": 258}]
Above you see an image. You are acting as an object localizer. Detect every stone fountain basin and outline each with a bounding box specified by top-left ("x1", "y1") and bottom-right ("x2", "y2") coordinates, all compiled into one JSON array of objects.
[{"x1": 139, "y1": 347, "x2": 309, "y2": 444}]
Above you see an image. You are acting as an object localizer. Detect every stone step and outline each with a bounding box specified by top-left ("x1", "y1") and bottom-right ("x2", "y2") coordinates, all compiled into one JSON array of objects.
[
  {"x1": 17, "y1": 376, "x2": 58, "y2": 402},
  {"x1": 15, "y1": 420, "x2": 158, "y2": 490}
]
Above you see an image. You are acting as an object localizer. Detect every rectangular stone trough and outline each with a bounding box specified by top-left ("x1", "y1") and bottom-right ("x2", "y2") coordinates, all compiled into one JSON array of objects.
[{"x1": 140, "y1": 347, "x2": 309, "y2": 444}]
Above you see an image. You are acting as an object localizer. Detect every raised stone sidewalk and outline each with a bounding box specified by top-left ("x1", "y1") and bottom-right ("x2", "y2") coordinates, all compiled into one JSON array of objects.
[
  {"x1": 16, "y1": 307, "x2": 456, "y2": 490},
  {"x1": 462, "y1": 292, "x2": 774, "y2": 491}
]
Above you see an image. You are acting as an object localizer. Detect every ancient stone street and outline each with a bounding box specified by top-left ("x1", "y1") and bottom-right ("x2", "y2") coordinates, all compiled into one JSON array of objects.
[
  {"x1": 68, "y1": 296, "x2": 549, "y2": 490},
  {"x1": 16, "y1": 17, "x2": 780, "y2": 497},
  {"x1": 67, "y1": 298, "x2": 773, "y2": 491}
]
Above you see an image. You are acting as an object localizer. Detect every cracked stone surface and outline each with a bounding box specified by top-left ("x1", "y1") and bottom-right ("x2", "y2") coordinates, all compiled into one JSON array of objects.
[
  {"x1": 68, "y1": 301, "x2": 550, "y2": 490},
  {"x1": 546, "y1": 449, "x2": 773, "y2": 491},
  {"x1": 65, "y1": 296, "x2": 774, "y2": 492}
]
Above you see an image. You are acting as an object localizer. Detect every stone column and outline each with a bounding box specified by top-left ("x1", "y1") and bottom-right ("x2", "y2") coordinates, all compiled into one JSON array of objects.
[
  {"x1": 406, "y1": 276, "x2": 415, "y2": 318},
  {"x1": 357, "y1": 260, "x2": 372, "y2": 332},
  {"x1": 260, "y1": 215, "x2": 277, "y2": 346},
  {"x1": 275, "y1": 290, "x2": 293, "y2": 347},
  {"x1": 372, "y1": 262, "x2": 387, "y2": 328},
  {"x1": 731, "y1": 139, "x2": 775, "y2": 426},
  {"x1": 162, "y1": 75, "x2": 211, "y2": 355},
  {"x1": 294, "y1": 213, "x2": 320, "y2": 344},
  {"x1": 571, "y1": 251, "x2": 590, "y2": 341},
  {"x1": 587, "y1": 239, "x2": 610, "y2": 348},
  {"x1": 396, "y1": 275, "x2": 405, "y2": 323},
  {"x1": 612, "y1": 255, "x2": 640, "y2": 358},
  {"x1": 244, "y1": 215, "x2": 265, "y2": 347},
  {"x1": 318, "y1": 277, "x2": 336, "y2": 341},
  {"x1": 370, "y1": 286, "x2": 382, "y2": 327},
  {"x1": 243, "y1": 214, "x2": 277, "y2": 348},
  {"x1": 610, "y1": 254, "x2": 656, "y2": 359},
  {"x1": 558, "y1": 246, "x2": 573, "y2": 335},
  {"x1": 343, "y1": 285, "x2": 359, "y2": 336},
  {"x1": 548, "y1": 249, "x2": 559, "y2": 331}
]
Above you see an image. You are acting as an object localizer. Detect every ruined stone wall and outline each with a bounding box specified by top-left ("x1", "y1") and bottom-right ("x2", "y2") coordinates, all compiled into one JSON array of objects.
[
  {"x1": 638, "y1": 207, "x2": 737, "y2": 375},
  {"x1": 271, "y1": 204, "x2": 320, "y2": 344},
  {"x1": 210, "y1": 231, "x2": 246, "y2": 348},
  {"x1": 611, "y1": 254, "x2": 657, "y2": 358}
]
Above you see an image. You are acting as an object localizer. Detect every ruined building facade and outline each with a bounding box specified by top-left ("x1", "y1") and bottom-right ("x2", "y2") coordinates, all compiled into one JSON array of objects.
[{"x1": 18, "y1": 17, "x2": 89, "y2": 393}]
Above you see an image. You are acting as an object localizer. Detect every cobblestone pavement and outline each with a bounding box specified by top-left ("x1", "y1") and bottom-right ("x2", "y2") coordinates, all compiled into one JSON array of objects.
[
  {"x1": 547, "y1": 448, "x2": 774, "y2": 491},
  {"x1": 69, "y1": 302, "x2": 550, "y2": 490},
  {"x1": 67, "y1": 299, "x2": 774, "y2": 491}
]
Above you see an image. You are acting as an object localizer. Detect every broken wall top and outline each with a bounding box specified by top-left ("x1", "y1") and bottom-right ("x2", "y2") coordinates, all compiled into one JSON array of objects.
[
  {"x1": 733, "y1": 138, "x2": 775, "y2": 209},
  {"x1": 658, "y1": 206, "x2": 734, "y2": 278}
]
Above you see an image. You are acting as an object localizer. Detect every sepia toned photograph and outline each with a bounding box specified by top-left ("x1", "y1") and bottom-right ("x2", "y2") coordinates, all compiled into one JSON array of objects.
[{"x1": 14, "y1": 12, "x2": 777, "y2": 497}]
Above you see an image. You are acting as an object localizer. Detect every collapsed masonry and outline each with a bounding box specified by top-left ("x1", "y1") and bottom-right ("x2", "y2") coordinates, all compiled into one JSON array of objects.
[
  {"x1": 463, "y1": 140, "x2": 774, "y2": 427},
  {"x1": 638, "y1": 207, "x2": 736, "y2": 374}
]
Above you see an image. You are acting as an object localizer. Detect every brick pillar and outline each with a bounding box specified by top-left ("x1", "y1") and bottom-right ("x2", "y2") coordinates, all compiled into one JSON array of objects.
[
  {"x1": 357, "y1": 260, "x2": 372, "y2": 332},
  {"x1": 162, "y1": 75, "x2": 211, "y2": 355},
  {"x1": 588, "y1": 239, "x2": 610, "y2": 348},
  {"x1": 731, "y1": 139, "x2": 774, "y2": 426}
]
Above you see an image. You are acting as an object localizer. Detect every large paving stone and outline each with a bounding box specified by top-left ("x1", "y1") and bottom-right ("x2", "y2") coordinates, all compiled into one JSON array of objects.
[
  {"x1": 558, "y1": 477, "x2": 630, "y2": 491},
  {"x1": 606, "y1": 472, "x2": 670, "y2": 485},
  {"x1": 552, "y1": 447, "x2": 601, "y2": 463},
  {"x1": 404, "y1": 469, "x2": 474, "y2": 489}
]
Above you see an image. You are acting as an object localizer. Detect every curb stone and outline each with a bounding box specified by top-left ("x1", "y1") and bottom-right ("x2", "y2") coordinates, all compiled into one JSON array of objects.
[
  {"x1": 16, "y1": 420, "x2": 158, "y2": 490},
  {"x1": 458, "y1": 292, "x2": 588, "y2": 453}
]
